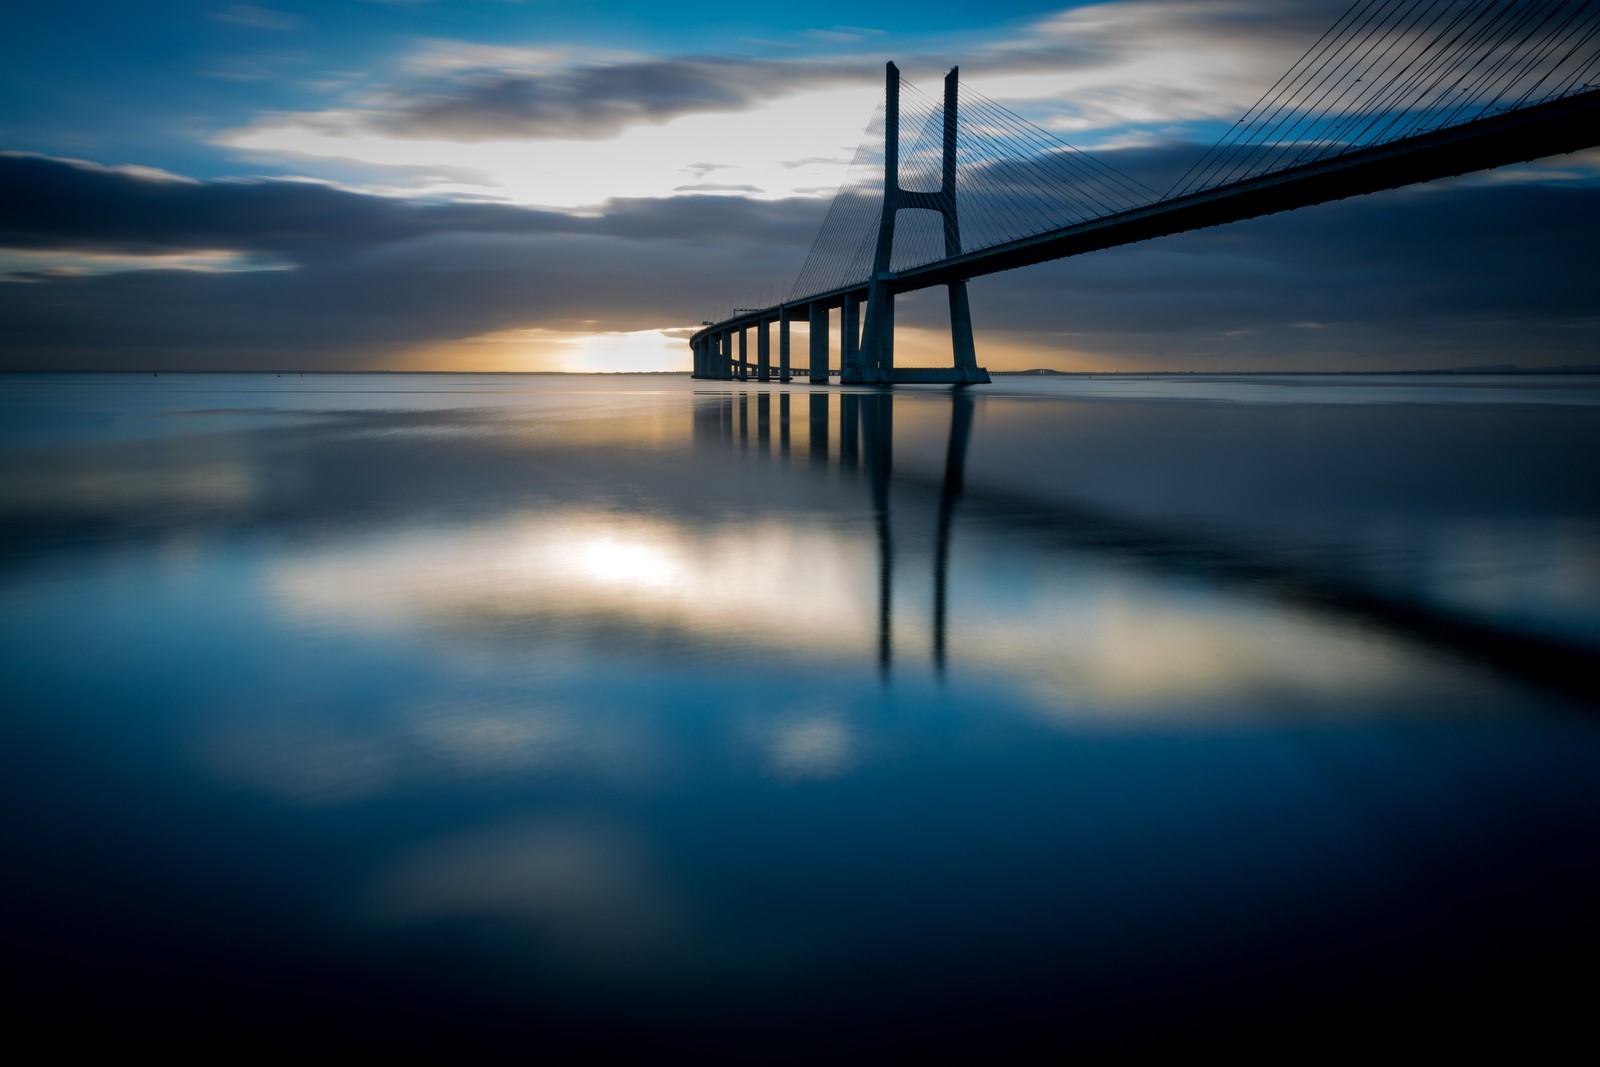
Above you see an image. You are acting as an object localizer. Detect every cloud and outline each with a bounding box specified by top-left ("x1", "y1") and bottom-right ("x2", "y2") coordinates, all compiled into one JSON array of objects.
[
  {"x1": 0, "y1": 152, "x2": 823, "y2": 266},
  {"x1": 3, "y1": 141, "x2": 1596, "y2": 372},
  {"x1": 368, "y1": 56, "x2": 876, "y2": 142},
  {"x1": 199, "y1": 1, "x2": 1364, "y2": 210},
  {"x1": 210, "y1": 4, "x2": 304, "y2": 31},
  {"x1": 672, "y1": 182, "x2": 763, "y2": 193}
]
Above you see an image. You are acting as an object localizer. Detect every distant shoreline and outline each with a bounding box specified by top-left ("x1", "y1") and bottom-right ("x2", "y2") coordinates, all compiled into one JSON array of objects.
[{"x1": 3, "y1": 366, "x2": 1599, "y2": 377}]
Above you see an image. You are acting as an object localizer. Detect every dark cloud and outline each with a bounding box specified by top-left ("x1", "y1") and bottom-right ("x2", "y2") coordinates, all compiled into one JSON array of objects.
[
  {"x1": 0, "y1": 152, "x2": 823, "y2": 367},
  {"x1": 673, "y1": 183, "x2": 763, "y2": 193},
  {"x1": 378, "y1": 57, "x2": 875, "y2": 142},
  {"x1": 2, "y1": 145, "x2": 1596, "y2": 372},
  {"x1": 349, "y1": 36, "x2": 1139, "y2": 144},
  {"x1": 0, "y1": 153, "x2": 822, "y2": 265}
]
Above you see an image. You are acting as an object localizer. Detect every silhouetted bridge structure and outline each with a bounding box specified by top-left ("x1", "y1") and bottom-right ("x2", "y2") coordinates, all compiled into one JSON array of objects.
[{"x1": 690, "y1": 0, "x2": 1600, "y2": 384}]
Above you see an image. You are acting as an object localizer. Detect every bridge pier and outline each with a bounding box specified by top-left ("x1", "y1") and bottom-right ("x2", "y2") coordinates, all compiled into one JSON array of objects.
[
  {"x1": 842, "y1": 292, "x2": 863, "y2": 380},
  {"x1": 779, "y1": 307, "x2": 793, "y2": 382},
  {"x1": 757, "y1": 319, "x2": 771, "y2": 381},
  {"x1": 809, "y1": 303, "x2": 829, "y2": 383}
]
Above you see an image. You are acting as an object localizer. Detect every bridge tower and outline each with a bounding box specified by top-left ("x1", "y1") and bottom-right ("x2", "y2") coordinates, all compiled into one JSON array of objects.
[{"x1": 851, "y1": 63, "x2": 989, "y2": 385}]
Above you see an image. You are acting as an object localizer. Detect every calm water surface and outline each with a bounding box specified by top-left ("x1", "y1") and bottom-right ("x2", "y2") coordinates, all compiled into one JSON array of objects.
[{"x1": 3, "y1": 372, "x2": 1598, "y2": 1054}]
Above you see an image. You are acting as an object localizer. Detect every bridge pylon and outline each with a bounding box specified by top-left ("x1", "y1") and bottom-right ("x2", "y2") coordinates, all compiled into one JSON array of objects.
[{"x1": 851, "y1": 62, "x2": 989, "y2": 385}]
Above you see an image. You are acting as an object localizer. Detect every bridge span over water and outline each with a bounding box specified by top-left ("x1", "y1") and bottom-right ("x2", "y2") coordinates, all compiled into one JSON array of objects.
[{"x1": 690, "y1": 0, "x2": 1600, "y2": 386}]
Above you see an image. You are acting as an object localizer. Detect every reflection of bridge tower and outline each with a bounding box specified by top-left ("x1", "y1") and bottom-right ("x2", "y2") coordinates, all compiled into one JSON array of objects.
[
  {"x1": 692, "y1": 388, "x2": 975, "y2": 677},
  {"x1": 852, "y1": 64, "x2": 988, "y2": 386}
]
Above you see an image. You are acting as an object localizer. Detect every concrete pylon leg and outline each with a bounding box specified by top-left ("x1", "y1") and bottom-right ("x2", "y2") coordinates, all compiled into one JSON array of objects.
[
  {"x1": 842, "y1": 293, "x2": 862, "y2": 379},
  {"x1": 720, "y1": 332, "x2": 733, "y2": 380},
  {"x1": 809, "y1": 304, "x2": 829, "y2": 383},
  {"x1": 779, "y1": 313, "x2": 792, "y2": 382},
  {"x1": 738, "y1": 328, "x2": 748, "y2": 381},
  {"x1": 757, "y1": 320, "x2": 771, "y2": 381},
  {"x1": 857, "y1": 280, "x2": 894, "y2": 383},
  {"x1": 855, "y1": 62, "x2": 902, "y2": 386},
  {"x1": 947, "y1": 280, "x2": 987, "y2": 383}
]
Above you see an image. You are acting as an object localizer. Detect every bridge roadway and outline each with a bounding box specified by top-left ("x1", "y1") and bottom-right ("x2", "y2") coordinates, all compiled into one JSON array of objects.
[{"x1": 690, "y1": 87, "x2": 1600, "y2": 381}]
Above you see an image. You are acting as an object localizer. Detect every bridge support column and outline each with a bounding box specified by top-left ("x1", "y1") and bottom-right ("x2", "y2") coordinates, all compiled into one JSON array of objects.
[
  {"x1": 720, "y1": 331, "x2": 733, "y2": 380},
  {"x1": 858, "y1": 278, "x2": 894, "y2": 383},
  {"x1": 853, "y1": 61, "x2": 988, "y2": 384},
  {"x1": 855, "y1": 63, "x2": 901, "y2": 385},
  {"x1": 948, "y1": 281, "x2": 982, "y2": 382},
  {"x1": 809, "y1": 303, "x2": 829, "y2": 383},
  {"x1": 842, "y1": 292, "x2": 862, "y2": 379},
  {"x1": 779, "y1": 308, "x2": 793, "y2": 382},
  {"x1": 939, "y1": 66, "x2": 987, "y2": 384},
  {"x1": 757, "y1": 319, "x2": 771, "y2": 381},
  {"x1": 738, "y1": 327, "x2": 749, "y2": 381}
]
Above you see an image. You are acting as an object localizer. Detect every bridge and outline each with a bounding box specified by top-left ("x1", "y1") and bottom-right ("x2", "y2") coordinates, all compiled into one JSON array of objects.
[{"x1": 689, "y1": 0, "x2": 1600, "y2": 385}]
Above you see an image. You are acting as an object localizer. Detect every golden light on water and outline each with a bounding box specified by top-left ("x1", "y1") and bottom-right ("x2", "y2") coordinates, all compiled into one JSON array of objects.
[{"x1": 265, "y1": 505, "x2": 1457, "y2": 724}]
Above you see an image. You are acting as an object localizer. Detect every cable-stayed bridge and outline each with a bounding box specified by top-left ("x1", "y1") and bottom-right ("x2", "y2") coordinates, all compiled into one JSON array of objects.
[{"x1": 689, "y1": 0, "x2": 1600, "y2": 385}]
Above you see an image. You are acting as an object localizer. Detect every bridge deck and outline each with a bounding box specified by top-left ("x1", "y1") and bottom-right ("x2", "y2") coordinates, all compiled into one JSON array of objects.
[{"x1": 691, "y1": 87, "x2": 1600, "y2": 348}]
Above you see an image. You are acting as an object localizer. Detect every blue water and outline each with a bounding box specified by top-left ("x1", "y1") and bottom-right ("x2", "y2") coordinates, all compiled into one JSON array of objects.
[{"x1": 3, "y1": 372, "x2": 1597, "y2": 1055}]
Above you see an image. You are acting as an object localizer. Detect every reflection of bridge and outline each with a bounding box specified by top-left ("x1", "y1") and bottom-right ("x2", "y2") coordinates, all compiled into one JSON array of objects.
[
  {"x1": 691, "y1": 0, "x2": 1600, "y2": 385},
  {"x1": 694, "y1": 387, "x2": 972, "y2": 678},
  {"x1": 693, "y1": 385, "x2": 1599, "y2": 703}
]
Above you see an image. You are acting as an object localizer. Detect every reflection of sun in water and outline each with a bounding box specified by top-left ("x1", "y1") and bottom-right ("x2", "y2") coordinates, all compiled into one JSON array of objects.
[
  {"x1": 575, "y1": 533, "x2": 682, "y2": 591},
  {"x1": 766, "y1": 715, "x2": 857, "y2": 780}
]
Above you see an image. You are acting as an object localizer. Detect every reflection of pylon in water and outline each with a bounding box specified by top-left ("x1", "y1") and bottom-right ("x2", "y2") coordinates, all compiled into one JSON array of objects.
[
  {"x1": 934, "y1": 390, "x2": 974, "y2": 677},
  {"x1": 861, "y1": 393, "x2": 894, "y2": 678},
  {"x1": 690, "y1": 387, "x2": 975, "y2": 681}
]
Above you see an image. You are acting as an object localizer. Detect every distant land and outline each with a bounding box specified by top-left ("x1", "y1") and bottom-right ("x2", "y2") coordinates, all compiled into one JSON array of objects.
[
  {"x1": 992, "y1": 365, "x2": 1600, "y2": 376},
  {"x1": 8, "y1": 365, "x2": 1600, "y2": 377}
]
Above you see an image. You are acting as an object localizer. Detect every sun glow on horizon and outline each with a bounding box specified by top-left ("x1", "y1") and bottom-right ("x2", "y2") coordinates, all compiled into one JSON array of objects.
[{"x1": 403, "y1": 326, "x2": 694, "y2": 373}]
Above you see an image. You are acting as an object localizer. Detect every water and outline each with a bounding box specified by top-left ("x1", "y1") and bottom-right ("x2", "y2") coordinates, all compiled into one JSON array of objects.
[{"x1": 3, "y1": 372, "x2": 1598, "y2": 1055}]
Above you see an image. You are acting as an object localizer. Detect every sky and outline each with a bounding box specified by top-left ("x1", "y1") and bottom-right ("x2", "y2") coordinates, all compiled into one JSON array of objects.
[{"x1": 1, "y1": 0, "x2": 1596, "y2": 373}]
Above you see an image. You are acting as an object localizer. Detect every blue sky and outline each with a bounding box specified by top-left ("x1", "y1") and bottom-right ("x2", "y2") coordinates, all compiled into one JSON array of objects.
[{"x1": 2, "y1": 1, "x2": 1597, "y2": 371}]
